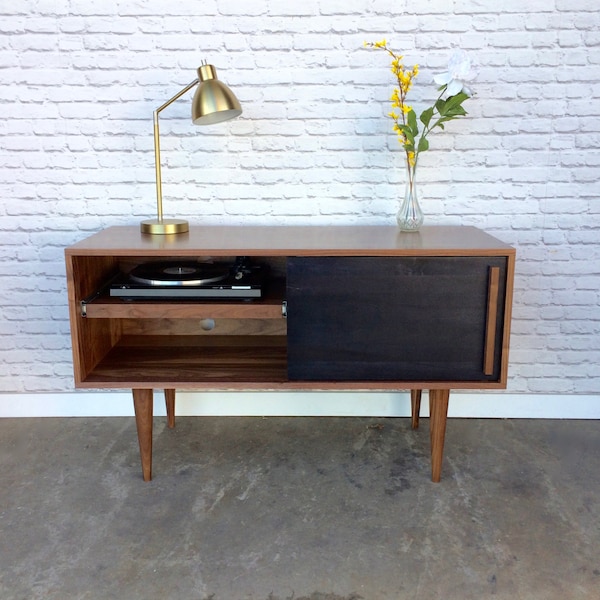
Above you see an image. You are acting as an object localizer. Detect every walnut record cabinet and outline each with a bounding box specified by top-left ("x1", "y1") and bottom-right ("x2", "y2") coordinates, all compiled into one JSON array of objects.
[{"x1": 65, "y1": 225, "x2": 515, "y2": 482}]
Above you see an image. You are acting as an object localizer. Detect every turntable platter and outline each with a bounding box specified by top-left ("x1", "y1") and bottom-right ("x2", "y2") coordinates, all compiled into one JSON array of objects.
[{"x1": 129, "y1": 261, "x2": 229, "y2": 287}]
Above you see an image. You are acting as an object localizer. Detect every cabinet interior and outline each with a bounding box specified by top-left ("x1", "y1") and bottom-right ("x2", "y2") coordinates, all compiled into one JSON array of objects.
[{"x1": 68, "y1": 254, "x2": 287, "y2": 387}]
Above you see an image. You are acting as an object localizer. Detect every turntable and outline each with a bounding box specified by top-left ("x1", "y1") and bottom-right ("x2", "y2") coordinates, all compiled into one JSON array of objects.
[{"x1": 109, "y1": 257, "x2": 266, "y2": 300}]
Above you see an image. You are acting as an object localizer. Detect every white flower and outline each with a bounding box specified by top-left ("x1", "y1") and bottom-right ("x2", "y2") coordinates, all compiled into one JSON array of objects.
[{"x1": 434, "y1": 50, "x2": 476, "y2": 96}]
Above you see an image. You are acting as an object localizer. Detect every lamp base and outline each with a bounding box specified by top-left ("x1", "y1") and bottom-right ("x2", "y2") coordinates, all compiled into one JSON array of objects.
[{"x1": 140, "y1": 219, "x2": 189, "y2": 235}]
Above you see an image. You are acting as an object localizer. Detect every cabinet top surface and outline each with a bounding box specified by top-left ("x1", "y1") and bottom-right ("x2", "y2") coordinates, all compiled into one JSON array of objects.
[{"x1": 66, "y1": 225, "x2": 514, "y2": 256}]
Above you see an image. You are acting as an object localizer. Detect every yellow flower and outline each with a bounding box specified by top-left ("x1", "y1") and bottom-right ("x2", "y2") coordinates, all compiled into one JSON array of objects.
[
  {"x1": 399, "y1": 71, "x2": 414, "y2": 94},
  {"x1": 391, "y1": 57, "x2": 404, "y2": 74}
]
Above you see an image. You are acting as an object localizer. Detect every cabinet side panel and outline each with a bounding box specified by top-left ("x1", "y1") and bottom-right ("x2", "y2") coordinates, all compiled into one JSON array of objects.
[
  {"x1": 287, "y1": 256, "x2": 507, "y2": 382},
  {"x1": 66, "y1": 255, "x2": 121, "y2": 384}
]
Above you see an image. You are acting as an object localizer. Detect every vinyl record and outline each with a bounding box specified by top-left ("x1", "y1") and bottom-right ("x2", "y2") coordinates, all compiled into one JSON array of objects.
[{"x1": 129, "y1": 261, "x2": 230, "y2": 287}]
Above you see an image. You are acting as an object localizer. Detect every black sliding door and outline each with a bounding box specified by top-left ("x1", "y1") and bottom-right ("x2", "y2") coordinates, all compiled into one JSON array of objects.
[{"x1": 286, "y1": 256, "x2": 508, "y2": 382}]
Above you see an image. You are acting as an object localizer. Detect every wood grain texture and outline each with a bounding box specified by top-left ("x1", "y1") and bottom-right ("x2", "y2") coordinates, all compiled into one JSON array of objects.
[
  {"x1": 429, "y1": 389, "x2": 450, "y2": 483},
  {"x1": 84, "y1": 298, "x2": 284, "y2": 320},
  {"x1": 133, "y1": 388, "x2": 153, "y2": 482},
  {"x1": 484, "y1": 267, "x2": 501, "y2": 376},
  {"x1": 411, "y1": 389, "x2": 422, "y2": 429},
  {"x1": 164, "y1": 389, "x2": 175, "y2": 429},
  {"x1": 84, "y1": 336, "x2": 288, "y2": 385},
  {"x1": 66, "y1": 225, "x2": 516, "y2": 257},
  {"x1": 121, "y1": 318, "x2": 286, "y2": 337},
  {"x1": 65, "y1": 254, "x2": 121, "y2": 383}
]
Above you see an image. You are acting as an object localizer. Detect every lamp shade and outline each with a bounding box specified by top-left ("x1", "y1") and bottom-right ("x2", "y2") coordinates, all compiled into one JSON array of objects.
[{"x1": 192, "y1": 64, "x2": 242, "y2": 125}]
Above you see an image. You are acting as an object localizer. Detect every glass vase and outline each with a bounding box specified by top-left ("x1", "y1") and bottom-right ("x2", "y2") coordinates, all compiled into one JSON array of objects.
[{"x1": 397, "y1": 164, "x2": 424, "y2": 232}]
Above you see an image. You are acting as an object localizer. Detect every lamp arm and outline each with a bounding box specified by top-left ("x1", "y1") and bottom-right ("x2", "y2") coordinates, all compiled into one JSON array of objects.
[{"x1": 153, "y1": 79, "x2": 199, "y2": 222}]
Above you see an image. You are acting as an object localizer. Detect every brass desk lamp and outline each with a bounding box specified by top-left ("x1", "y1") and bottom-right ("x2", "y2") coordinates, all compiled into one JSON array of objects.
[{"x1": 141, "y1": 63, "x2": 242, "y2": 235}]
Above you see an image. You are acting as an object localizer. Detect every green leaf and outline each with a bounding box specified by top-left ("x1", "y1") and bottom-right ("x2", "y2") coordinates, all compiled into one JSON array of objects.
[
  {"x1": 434, "y1": 116, "x2": 453, "y2": 129},
  {"x1": 417, "y1": 137, "x2": 429, "y2": 153},
  {"x1": 446, "y1": 92, "x2": 469, "y2": 109},
  {"x1": 436, "y1": 92, "x2": 469, "y2": 118},
  {"x1": 397, "y1": 124, "x2": 414, "y2": 144},
  {"x1": 407, "y1": 109, "x2": 419, "y2": 137},
  {"x1": 420, "y1": 107, "x2": 434, "y2": 128}
]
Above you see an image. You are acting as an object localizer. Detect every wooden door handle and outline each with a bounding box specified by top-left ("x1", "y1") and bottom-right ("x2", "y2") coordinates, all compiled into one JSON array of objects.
[{"x1": 483, "y1": 266, "x2": 500, "y2": 376}]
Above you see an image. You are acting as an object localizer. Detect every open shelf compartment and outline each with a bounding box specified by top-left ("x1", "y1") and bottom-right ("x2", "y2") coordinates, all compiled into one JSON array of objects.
[{"x1": 81, "y1": 335, "x2": 288, "y2": 387}]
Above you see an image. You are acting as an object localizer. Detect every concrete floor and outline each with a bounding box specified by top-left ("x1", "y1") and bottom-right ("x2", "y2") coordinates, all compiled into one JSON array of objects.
[{"x1": 0, "y1": 415, "x2": 599, "y2": 600}]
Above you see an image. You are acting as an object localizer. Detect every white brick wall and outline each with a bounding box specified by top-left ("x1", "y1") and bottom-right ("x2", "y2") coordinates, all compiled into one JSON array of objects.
[{"x1": 1, "y1": 1, "x2": 599, "y2": 398}]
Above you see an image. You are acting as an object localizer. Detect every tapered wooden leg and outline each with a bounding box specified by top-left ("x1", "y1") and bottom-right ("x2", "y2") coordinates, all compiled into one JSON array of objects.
[
  {"x1": 429, "y1": 389, "x2": 450, "y2": 483},
  {"x1": 133, "y1": 388, "x2": 153, "y2": 482},
  {"x1": 410, "y1": 390, "x2": 422, "y2": 429},
  {"x1": 164, "y1": 389, "x2": 176, "y2": 429}
]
